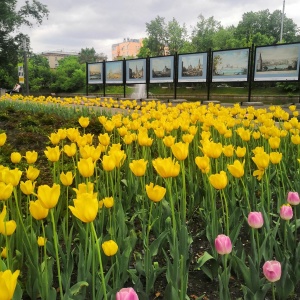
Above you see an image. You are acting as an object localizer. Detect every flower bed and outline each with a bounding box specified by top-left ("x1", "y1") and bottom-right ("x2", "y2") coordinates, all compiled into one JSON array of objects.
[{"x1": 0, "y1": 94, "x2": 300, "y2": 299}]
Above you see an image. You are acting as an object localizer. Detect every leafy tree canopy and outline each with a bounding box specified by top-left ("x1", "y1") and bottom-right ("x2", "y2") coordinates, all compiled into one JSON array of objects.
[{"x1": 0, "y1": 0, "x2": 49, "y2": 87}]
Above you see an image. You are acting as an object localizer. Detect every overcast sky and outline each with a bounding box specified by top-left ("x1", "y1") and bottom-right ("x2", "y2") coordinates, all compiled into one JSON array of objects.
[{"x1": 17, "y1": 0, "x2": 300, "y2": 60}]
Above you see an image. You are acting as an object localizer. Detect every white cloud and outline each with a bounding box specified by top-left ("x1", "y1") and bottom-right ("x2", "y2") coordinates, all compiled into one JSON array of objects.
[{"x1": 16, "y1": 0, "x2": 300, "y2": 60}]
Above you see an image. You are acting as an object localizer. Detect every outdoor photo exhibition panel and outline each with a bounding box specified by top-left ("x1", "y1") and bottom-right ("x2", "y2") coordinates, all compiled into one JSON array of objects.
[
  {"x1": 125, "y1": 58, "x2": 147, "y2": 84},
  {"x1": 254, "y1": 43, "x2": 300, "y2": 81},
  {"x1": 149, "y1": 56, "x2": 175, "y2": 83},
  {"x1": 177, "y1": 52, "x2": 208, "y2": 83},
  {"x1": 87, "y1": 62, "x2": 103, "y2": 84},
  {"x1": 105, "y1": 61, "x2": 124, "y2": 84},
  {"x1": 212, "y1": 48, "x2": 250, "y2": 82}
]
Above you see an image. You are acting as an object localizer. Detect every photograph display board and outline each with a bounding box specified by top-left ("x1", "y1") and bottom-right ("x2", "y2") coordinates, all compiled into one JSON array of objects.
[
  {"x1": 212, "y1": 48, "x2": 249, "y2": 82},
  {"x1": 87, "y1": 63, "x2": 103, "y2": 84},
  {"x1": 254, "y1": 43, "x2": 300, "y2": 81},
  {"x1": 178, "y1": 53, "x2": 208, "y2": 82},
  {"x1": 105, "y1": 61, "x2": 123, "y2": 84},
  {"x1": 126, "y1": 58, "x2": 147, "y2": 83},
  {"x1": 150, "y1": 56, "x2": 174, "y2": 83}
]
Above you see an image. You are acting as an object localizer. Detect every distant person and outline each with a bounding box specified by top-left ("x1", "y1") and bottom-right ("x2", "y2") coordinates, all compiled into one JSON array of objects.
[{"x1": 8, "y1": 83, "x2": 21, "y2": 95}]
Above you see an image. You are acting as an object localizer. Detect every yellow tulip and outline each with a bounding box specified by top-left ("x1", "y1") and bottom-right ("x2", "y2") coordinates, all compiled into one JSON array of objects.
[
  {"x1": 79, "y1": 116, "x2": 90, "y2": 128},
  {"x1": 29, "y1": 200, "x2": 49, "y2": 220},
  {"x1": 73, "y1": 182, "x2": 94, "y2": 196},
  {"x1": 137, "y1": 132, "x2": 153, "y2": 147},
  {"x1": 57, "y1": 128, "x2": 67, "y2": 140},
  {"x1": 108, "y1": 149, "x2": 126, "y2": 168},
  {"x1": 146, "y1": 183, "x2": 166, "y2": 202},
  {"x1": 49, "y1": 132, "x2": 61, "y2": 145},
  {"x1": 0, "y1": 206, "x2": 17, "y2": 236},
  {"x1": 0, "y1": 269, "x2": 20, "y2": 300},
  {"x1": 117, "y1": 126, "x2": 128, "y2": 137},
  {"x1": 0, "y1": 183, "x2": 13, "y2": 201},
  {"x1": 1, "y1": 247, "x2": 7, "y2": 258},
  {"x1": 227, "y1": 160, "x2": 244, "y2": 178},
  {"x1": 201, "y1": 141, "x2": 223, "y2": 159},
  {"x1": 10, "y1": 152, "x2": 22, "y2": 164},
  {"x1": 235, "y1": 146, "x2": 246, "y2": 158},
  {"x1": 253, "y1": 169, "x2": 265, "y2": 180},
  {"x1": 101, "y1": 197, "x2": 114, "y2": 208},
  {"x1": 152, "y1": 157, "x2": 180, "y2": 178},
  {"x1": 252, "y1": 152, "x2": 269, "y2": 170},
  {"x1": 63, "y1": 143, "x2": 77, "y2": 157},
  {"x1": 44, "y1": 146, "x2": 60, "y2": 162},
  {"x1": 102, "y1": 155, "x2": 116, "y2": 171},
  {"x1": 0, "y1": 132, "x2": 7, "y2": 147},
  {"x1": 291, "y1": 135, "x2": 300, "y2": 145},
  {"x1": 270, "y1": 152, "x2": 282, "y2": 164},
  {"x1": 4, "y1": 169, "x2": 22, "y2": 186},
  {"x1": 223, "y1": 145, "x2": 234, "y2": 157},
  {"x1": 98, "y1": 133, "x2": 110, "y2": 146},
  {"x1": 122, "y1": 134, "x2": 134, "y2": 145},
  {"x1": 25, "y1": 150, "x2": 38, "y2": 164},
  {"x1": 37, "y1": 184, "x2": 60, "y2": 209},
  {"x1": 209, "y1": 171, "x2": 228, "y2": 190},
  {"x1": 69, "y1": 192, "x2": 98, "y2": 223},
  {"x1": 20, "y1": 180, "x2": 36, "y2": 195},
  {"x1": 37, "y1": 236, "x2": 47, "y2": 247},
  {"x1": 195, "y1": 156, "x2": 210, "y2": 174},
  {"x1": 26, "y1": 166, "x2": 40, "y2": 181},
  {"x1": 66, "y1": 128, "x2": 80, "y2": 142},
  {"x1": 252, "y1": 131, "x2": 261, "y2": 140},
  {"x1": 77, "y1": 157, "x2": 95, "y2": 177},
  {"x1": 182, "y1": 133, "x2": 194, "y2": 144},
  {"x1": 102, "y1": 240, "x2": 118, "y2": 256},
  {"x1": 163, "y1": 135, "x2": 176, "y2": 148},
  {"x1": 60, "y1": 171, "x2": 74, "y2": 186},
  {"x1": 171, "y1": 142, "x2": 189, "y2": 161},
  {"x1": 75, "y1": 135, "x2": 88, "y2": 148},
  {"x1": 129, "y1": 159, "x2": 148, "y2": 177},
  {"x1": 154, "y1": 127, "x2": 165, "y2": 138},
  {"x1": 268, "y1": 136, "x2": 280, "y2": 149}
]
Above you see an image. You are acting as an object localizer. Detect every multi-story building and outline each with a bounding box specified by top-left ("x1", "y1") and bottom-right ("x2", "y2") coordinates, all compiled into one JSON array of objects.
[
  {"x1": 112, "y1": 38, "x2": 143, "y2": 60},
  {"x1": 41, "y1": 50, "x2": 79, "y2": 69}
]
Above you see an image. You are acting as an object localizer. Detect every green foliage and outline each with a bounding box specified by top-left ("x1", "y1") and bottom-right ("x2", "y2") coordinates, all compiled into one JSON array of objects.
[
  {"x1": 50, "y1": 56, "x2": 86, "y2": 92},
  {"x1": 0, "y1": 0, "x2": 49, "y2": 87}
]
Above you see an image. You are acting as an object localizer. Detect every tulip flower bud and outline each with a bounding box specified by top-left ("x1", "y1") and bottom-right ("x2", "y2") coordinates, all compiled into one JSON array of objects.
[
  {"x1": 287, "y1": 192, "x2": 300, "y2": 206},
  {"x1": 215, "y1": 234, "x2": 232, "y2": 255},
  {"x1": 280, "y1": 204, "x2": 293, "y2": 220},
  {"x1": 247, "y1": 212, "x2": 264, "y2": 229},
  {"x1": 263, "y1": 260, "x2": 281, "y2": 282},
  {"x1": 116, "y1": 287, "x2": 139, "y2": 300}
]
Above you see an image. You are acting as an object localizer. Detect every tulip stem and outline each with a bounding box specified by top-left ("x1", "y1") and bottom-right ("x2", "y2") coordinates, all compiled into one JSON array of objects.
[
  {"x1": 50, "y1": 209, "x2": 63, "y2": 299},
  {"x1": 90, "y1": 222, "x2": 107, "y2": 300}
]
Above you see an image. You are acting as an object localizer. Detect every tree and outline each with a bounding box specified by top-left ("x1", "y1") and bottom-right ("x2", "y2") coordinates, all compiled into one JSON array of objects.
[
  {"x1": 191, "y1": 15, "x2": 222, "y2": 52},
  {"x1": 166, "y1": 18, "x2": 188, "y2": 54},
  {"x1": 78, "y1": 47, "x2": 107, "y2": 64},
  {"x1": 235, "y1": 9, "x2": 298, "y2": 45},
  {"x1": 28, "y1": 54, "x2": 52, "y2": 91},
  {"x1": 145, "y1": 16, "x2": 167, "y2": 56},
  {"x1": 0, "y1": 0, "x2": 49, "y2": 88},
  {"x1": 50, "y1": 56, "x2": 85, "y2": 92}
]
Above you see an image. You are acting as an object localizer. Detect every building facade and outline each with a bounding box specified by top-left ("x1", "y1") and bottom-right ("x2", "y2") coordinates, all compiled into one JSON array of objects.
[
  {"x1": 112, "y1": 38, "x2": 143, "y2": 60},
  {"x1": 41, "y1": 51, "x2": 79, "y2": 69}
]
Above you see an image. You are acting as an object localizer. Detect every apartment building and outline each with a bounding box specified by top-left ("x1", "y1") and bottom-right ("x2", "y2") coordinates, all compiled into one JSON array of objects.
[
  {"x1": 112, "y1": 38, "x2": 143, "y2": 60},
  {"x1": 41, "y1": 50, "x2": 79, "y2": 69}
]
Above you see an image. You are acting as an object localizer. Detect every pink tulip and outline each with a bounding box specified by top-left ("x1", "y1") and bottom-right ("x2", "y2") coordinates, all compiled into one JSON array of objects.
[
  {"x1": 116, "y1": 288, "x2": 139, "y2": 300},
  {"x1": 263, "y1": 260, "x2": 281, "y2": 282},
  {"x1": 287, "y1": 192, "x2": 300, "y2": 206},
  {"x1": 215, "y1": 234, "x2": 232, "y2": 255},
  {"x1": 280, "y1": 204, "x2": 293, "y2": 220},
  {"x1": 247, "y1": 212, "x2": 264, "y2": 229}
]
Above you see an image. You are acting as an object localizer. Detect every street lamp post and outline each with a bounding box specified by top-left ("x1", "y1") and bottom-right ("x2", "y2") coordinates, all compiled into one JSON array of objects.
[
  {"x1": 23, "y1": 39, "x2": 29, "y2": 95},
  {"x1": 280, "y1": 0, "x2": 286, "y2": 42}
]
